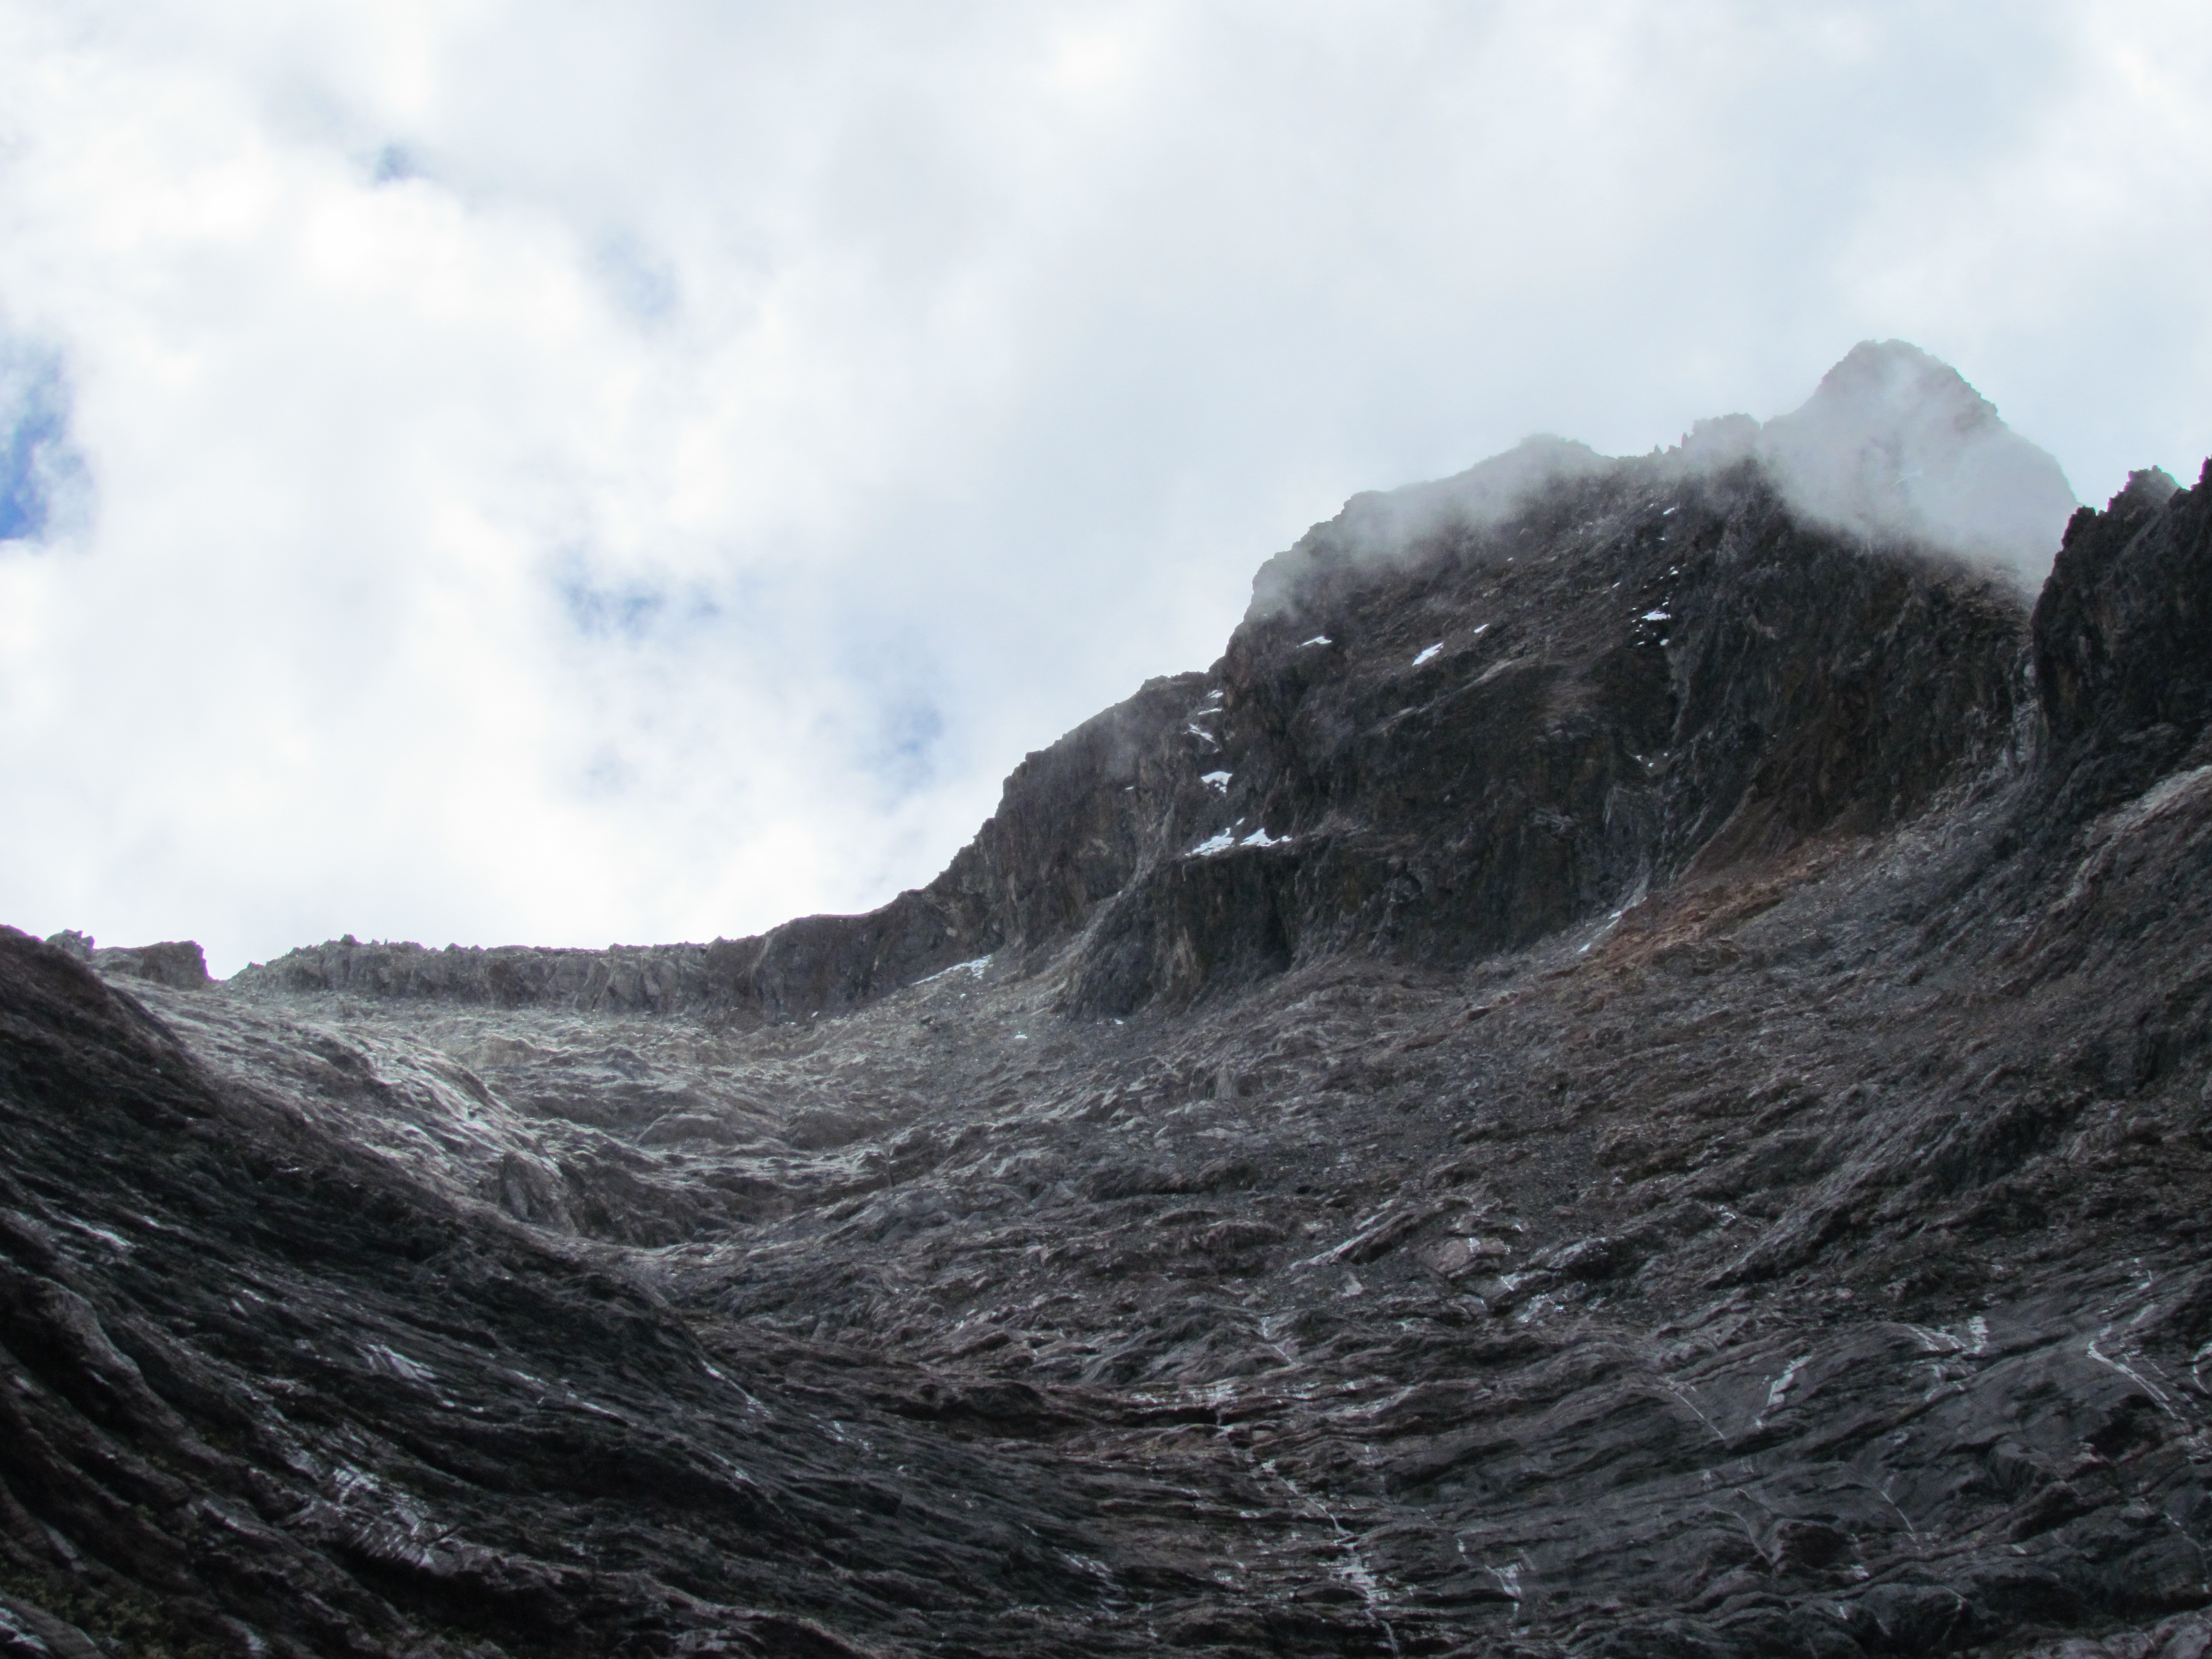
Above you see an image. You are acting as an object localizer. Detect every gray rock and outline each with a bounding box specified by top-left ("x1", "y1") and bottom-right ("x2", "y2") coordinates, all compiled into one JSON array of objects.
[
  {"x1": 6, "y1": 354, "x2": 2212, "y2": 1656},
  {"x1": 89, "y1": 937, "x2": 209, "y2": 988}
]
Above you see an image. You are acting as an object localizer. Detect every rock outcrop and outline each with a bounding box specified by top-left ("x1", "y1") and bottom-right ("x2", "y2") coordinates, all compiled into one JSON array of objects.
[
  {"x1": 2034, "y1": 462, "x2": 2212, "y2": 791},
  {"x1": 10, "y1": 349, "x2": 2212, "y2": 1658},
  {"x1": 89, "y1": 940, "x2": 210, "y2": 991},
  {"x1": 1065, "y1": 453, "x2": 2029, "y2": 1014},
  {"x1": 41, "y1": 931, "x2": 212, "y2": 991},
  {"x1": 237, "y1": 671, "x2": 1211, "y2": 1022},
  {"x1": 243, "y1": 421, "x2": 2050, "y2": 1026}
]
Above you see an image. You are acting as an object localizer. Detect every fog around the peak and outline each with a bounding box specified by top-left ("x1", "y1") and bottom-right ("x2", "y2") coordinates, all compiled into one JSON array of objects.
[
  {"x1": 1246, "y1": 436, "x2": 1613, "y2": 621},
  {"x1": 1759, "y1": 341, "x2": 2079, "y2": 588},
  {"x1": 0, "y1": 2, "x2": 2208, "y2": 974},
  {"x1": 1248, "y1": 343, "x2": 2076, "y2": 618}
]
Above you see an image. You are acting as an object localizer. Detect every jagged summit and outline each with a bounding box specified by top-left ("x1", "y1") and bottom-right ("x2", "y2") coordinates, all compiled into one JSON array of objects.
[
  {"x1": 240, "y1": 345, "x2": 2054, "y2": 1023},
  {"x1": 1245, "y1": 433, "x2": 1610, "y2": 621},
  {"x1": 188, "y1": 344, "x2": 2074, "y2": 1033}
]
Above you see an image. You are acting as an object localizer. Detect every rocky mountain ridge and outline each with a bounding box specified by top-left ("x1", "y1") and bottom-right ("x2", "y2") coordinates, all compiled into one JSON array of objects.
[
  {"x1": 7, "y1": 346, "x2": 2212, "y2": 1658},
  {"x1": 237, "y1": 344, "x2": 2059, "y2": 1026}
]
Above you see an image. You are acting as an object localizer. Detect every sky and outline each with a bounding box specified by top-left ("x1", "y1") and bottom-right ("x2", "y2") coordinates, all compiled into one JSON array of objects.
[{"x1": 2, "y1": 2, "x2": 2209, "y2": 976}]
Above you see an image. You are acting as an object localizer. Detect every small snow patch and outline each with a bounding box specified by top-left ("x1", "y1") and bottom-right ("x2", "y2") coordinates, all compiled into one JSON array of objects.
[
  {"x1": 1641, "y1": 609, "x2": 1671, "y2": 622},
  {"x1": 1413, "y1": 643, "x2": 1442, "y2": 666},
  {"x1": 1190, "y1": 824, "x2": 1291, "y2": 857},
  {"x1": 919, "y1": 955, "x2": 993, "y2": 985},
  {"x1": 1759, "y1": 1354, "x2": 1811, "y2": 1421},
  {"x1": 1298, "y1": 635, "x2": 1332, "y2": 648},
  {"x1": 1201, "y1": 771, "x2": 1232, "y2": 792}
]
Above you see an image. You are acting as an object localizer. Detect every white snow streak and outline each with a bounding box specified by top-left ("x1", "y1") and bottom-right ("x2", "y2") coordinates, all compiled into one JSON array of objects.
[
  {"x1": 1758, "y1": 1353, "x2": 1811, "y2": 1424},
  {"x1": 1190, "y1": 824, "x2": 1291, "y2": 856},
  {"x1": 918, "y1": 955, "x2": 993, "y2": 984}
]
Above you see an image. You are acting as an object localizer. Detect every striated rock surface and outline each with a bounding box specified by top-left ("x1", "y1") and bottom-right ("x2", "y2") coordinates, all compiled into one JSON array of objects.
[{"x1": 7, "y1": 351, "x2": 2212, "y2": 1657}]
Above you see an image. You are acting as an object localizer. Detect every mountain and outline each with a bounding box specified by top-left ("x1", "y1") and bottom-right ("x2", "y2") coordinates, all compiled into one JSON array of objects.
[{"x1": 7, "y1": 347, "x2": 2212, "y2": 1659}]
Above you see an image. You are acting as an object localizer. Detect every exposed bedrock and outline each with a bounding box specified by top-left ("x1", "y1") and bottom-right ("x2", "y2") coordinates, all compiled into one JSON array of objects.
[
  {"x1": 12, "y1": 351, "x2": 2212, "y2": 1656},
  {"x1": 235, "y1": 669, "x2": 1211, "y2": 1022},
  {"x1": 2034, "y1": 460, "x2": 2212, "y2": 810},
  {"x1": 1067, "y1": 457, "x2": 2030, "y2": 1014},
  {"x1": 242, "y1": 460, "x2": 2036, "y2": 1026}
]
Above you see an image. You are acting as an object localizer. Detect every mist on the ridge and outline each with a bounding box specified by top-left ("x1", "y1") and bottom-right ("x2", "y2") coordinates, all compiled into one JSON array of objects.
[
  {"x1": 1245, "y1": 435, "x2": 1611, "y2": 621},
  {"x1": 1755, "y1": 340, "x2": 2078, "y2": 588},
  {"x1": 1247, "y1": 342, "x2": 2079, "y2": 621},
  {"x1": 1657, "y1": 343, "x2": 2079, "y2": 588}
]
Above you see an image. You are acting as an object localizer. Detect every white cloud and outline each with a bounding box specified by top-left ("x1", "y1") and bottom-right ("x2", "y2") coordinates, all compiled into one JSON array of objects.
[{"x1": 1, "y1": 0, "x2": 2208, "y2": 973}]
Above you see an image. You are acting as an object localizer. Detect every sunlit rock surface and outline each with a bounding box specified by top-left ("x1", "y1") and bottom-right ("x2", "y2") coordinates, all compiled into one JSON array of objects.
[{"x1": 7, "y1": 351, "x2": 2212, "y2": 1658}]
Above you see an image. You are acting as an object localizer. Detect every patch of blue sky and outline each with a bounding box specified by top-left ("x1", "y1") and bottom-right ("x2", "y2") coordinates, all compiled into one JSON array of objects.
[
  {"x1": 594, "y1": 235, "x2": 679, "y2": 326},
  {"x1": 559, "y1": 572, "x2": 721, "y2": 645},
  {"x1": 0, "y1": 347, "x2": 85, "y2": 545},
  {"x1": 866, "y1": 694, "x2": 945, "y2": 803},
  {"x1": 371, "y1": 143, "x2": 419, "y2": 184},
  {"x1": 813, "y1": 615, "x2": 952, "y2": 809}
]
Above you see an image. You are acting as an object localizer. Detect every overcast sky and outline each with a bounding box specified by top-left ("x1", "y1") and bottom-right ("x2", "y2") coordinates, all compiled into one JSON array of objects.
[{"x1": 2, "y1": 1, "x2": 2208, "y2": 975}]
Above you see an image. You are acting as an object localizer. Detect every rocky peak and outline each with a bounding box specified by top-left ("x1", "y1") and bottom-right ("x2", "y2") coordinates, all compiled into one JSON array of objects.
[
  {"x1": 1247, "y1": 341, "x2": 2077, "y2": 623},
  {"x1": 239, "y1": 345, "x2": 2075, "y2": 1026},
  {"x1": 2033, "y1": 458, "x2": 2212, "y2": 798},
  {"x1": 41, "y1": 930, "x2": 213, "y2": 989}
]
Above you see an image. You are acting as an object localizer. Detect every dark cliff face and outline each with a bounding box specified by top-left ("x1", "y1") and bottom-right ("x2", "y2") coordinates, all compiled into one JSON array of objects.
[
  {"x1": 2034, "y1": 461, "x2": 2212, "y2": 809},
  {"x1": 19, "y1": 357, "x2": 2212, "y2": 1656},
  {"x1": 1067, "y1": 457, "x2": 2029, "y2": 1014},
  {"x1": 233, "y1": 671, "x2": 1212, "y2": 1022},
  {"x1": 240, "y1": 453, "x2": 2033, "y2": 1026}
]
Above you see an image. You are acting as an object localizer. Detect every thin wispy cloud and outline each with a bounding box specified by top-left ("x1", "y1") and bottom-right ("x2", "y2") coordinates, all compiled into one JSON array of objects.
[{"x1": 2, "y1": 1, "x2": 2208, "y2": 972}]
